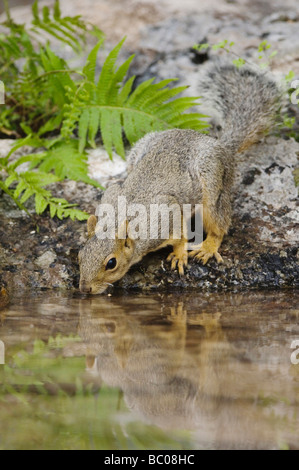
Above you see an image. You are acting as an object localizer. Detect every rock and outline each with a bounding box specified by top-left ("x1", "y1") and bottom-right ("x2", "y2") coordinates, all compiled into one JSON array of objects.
[
  {"x1": 88, "y1": 148, "x2": 127, "y2": 187},
  {"x1": 36, "y1": 251, "x2": 57, "y2": 269}
]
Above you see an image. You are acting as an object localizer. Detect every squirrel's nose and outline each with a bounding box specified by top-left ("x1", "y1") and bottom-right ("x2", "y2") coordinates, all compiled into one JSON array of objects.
[{"x1": 80, "y1": 281, "x2": 92, "y2": 294}]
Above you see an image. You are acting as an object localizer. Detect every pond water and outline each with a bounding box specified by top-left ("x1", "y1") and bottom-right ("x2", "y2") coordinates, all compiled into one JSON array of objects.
[{"x1": 0, "y1": 289, "x2": 298, "y2": 450}]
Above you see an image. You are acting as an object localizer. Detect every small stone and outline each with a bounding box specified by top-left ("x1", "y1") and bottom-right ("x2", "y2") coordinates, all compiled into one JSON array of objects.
[{"x1": 35, "y1": 251, "x2": 57, "y2": 269}]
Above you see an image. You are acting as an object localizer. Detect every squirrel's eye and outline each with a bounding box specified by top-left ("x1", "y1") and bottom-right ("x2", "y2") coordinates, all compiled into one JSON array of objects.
[{"x1": 106, "y1": 257, "x2": 117, "y2": 270}]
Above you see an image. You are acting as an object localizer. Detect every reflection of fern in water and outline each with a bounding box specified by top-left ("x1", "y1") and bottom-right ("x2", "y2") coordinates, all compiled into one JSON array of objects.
[{"x1": 0, "y1": 0, "x2": 208, "y2": 220}]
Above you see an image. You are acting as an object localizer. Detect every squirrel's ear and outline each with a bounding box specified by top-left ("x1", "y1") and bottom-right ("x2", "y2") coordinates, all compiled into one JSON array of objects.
[{"x1": 87, "y1": 215, "x2": 97, "y2": 238}]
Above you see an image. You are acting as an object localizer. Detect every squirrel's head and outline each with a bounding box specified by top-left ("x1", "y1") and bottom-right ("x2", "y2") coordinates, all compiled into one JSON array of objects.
[{"x1": 79, "y1": 215, "x2": 135, "y2": 295}]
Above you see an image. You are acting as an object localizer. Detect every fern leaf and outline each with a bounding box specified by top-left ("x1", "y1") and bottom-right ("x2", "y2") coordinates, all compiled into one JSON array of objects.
[
  {"x1": 37, "y1": 114, "x2": 64, "y2": 137},
  {"x1": 53, "y1": 0, "x2": 61, "y2": 20},
  {"x1": 127, "y1": 79, "x2": 178, "y2": 111},
  {"x1": 22, "y1": 171, "x2": 59, "y2": 187},
  {"x1": 39, "y1": 47, "x2": 72, "y2": 108},
  {"x1": 107, "y1": 54, "x2": 135, "y2": 105},
  {"x1": 4, "y1": 173, "x2": 20, "y2": 190},
  {"x1": 0, "y1": 180, "x2": 29, "y2": 215},
  {"x1": 141, "y1": 85, "x2": 188, "y2": 111},
  {"x1": 156, "y1": 97, "x2": 203, "y2": 119},
  {"x1": 83, "y1": 40, "x2": 104, "y2": 83},
  {"x1": 122, "y1": 111, "x2": 138, "y2": 145},
  {"x1": 8, "y1": 153, "x2": 46, "y2": 171},
  {"x1": 35, "y1": 194, "x2": 49, "y2": 214},
  {"x1": 88, "y1": 108, "x2": 101, "y2": 147},
  {"x1": 99, "y1": 108, "x2": 114, "y2": 159},
  {"x1": 106, "y1": 109, "x2": 125, "y2": 159},
  {"x1": 96, "y1": 37, "x2": 126, "y2": 103},
  {"x1": 38, "y1": 141, "x2": 103, "y2": 188},
  {"x1": 42, "y1": 6, "x2": 50, "y2": 22},
  {"x1": 4, "y1": 135, "x2": 36, "y2": 162},
  {"x1": 78, "y1": 108, "x2": 90, "y2": 154},
  {"x1": 2, "y1": 165, "x2": 87, "y2": 220},
  {"x1": 44, "y1": 22, "x2": 82, "y2": 51},
  {"x1": 125, "y1": 77, "x2": 156, "y2": 108},
  {"x1": 117, "y1": 75, "x2": 135, "y2": 105},
  {"x1": 50, "y1": 202, "x2": 57, "y2": 218},
  {"x1": 49, "y1": 198, "x2": 89, "y2": 220},
  {"x1": 168, "y1": 113, "x2": 208, "y2": 129},
  {"x1": 20, "y1": 187, "x2": 35, "y2": 204},
  {"x1": 32, "y1": 0, "x2": 39, "y2": 21},
  {"x1": 30, "y1": 1, "x2": 91, "y2": 53}
]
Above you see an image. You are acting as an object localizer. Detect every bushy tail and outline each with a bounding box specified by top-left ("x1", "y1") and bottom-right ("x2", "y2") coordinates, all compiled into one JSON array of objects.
[{"x1": 198, "y1": 61, "x2": 281, "y2": 153}]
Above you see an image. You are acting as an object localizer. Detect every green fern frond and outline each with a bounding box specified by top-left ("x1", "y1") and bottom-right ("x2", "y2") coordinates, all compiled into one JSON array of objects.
[
  {"x1": 73, "y1": 39, "x2": 209, "y2": 157},
  {"x1": 47, "y1": 198, "x2": 89, "y2": 221},
  {"x1": 2, "y1": 169, "x2": 88, "y2": 220},
  {"x1": 83, "y1": 40, "x2": 104, "y2": 83},
  {"x1": 30, "y1": 0, "x2": 102, "y2": 53},
  {"x1": 87, "y1": 108, "x2": 101, "y2": 148},
  {"x1": 38, "y1": 141, "x2": 103, "y2": 188},
  {"x1": 38, "y1": 45, "x2": 76, "y2": 108},
  {"x1": 78, "y1": 109, "x2": 90, "y2": 154},
  {"x1": 0, "y1": 144, "x2": 89, "y2": 220},
  {"x1": 96, "y1": 37, "x2": 127, "y2": 103},
  {"x1": 7, "y1": 153, "x2": 46, "y2": 172},
  {"x1": 126, "y1": 78, "x2": 175, "y2": 109}
]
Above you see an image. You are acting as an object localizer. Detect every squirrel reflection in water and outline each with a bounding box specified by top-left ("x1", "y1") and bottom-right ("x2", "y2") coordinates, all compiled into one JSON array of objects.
[
  {"x1": 78, "y1": 296, "x2": 232, "y2": 429},
  {"x1": 77, "y1": 294, "x2": 299, "y2": 448}
]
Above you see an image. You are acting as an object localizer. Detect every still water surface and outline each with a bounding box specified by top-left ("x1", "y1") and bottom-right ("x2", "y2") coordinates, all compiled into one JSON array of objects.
[{"x1": 0, "y1": 289, "x2": 298, "y2": 450}]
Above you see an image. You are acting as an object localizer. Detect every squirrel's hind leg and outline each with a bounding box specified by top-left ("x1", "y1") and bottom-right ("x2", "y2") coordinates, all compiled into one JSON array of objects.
[
  {"x1": 189, "y1": 206, "x2": 225, "y2": 265},
  {"x1": 189, "y1": 234, "x2": 223, "y2": 265}
]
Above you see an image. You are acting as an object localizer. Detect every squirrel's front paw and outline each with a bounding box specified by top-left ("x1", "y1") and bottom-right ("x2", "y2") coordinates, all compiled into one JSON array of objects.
[
  {"x1": 189, "y1": 239, "x2": 223, "y2": 265},
  {"x1": 167, "y1": 249, "x2": 188, "y2": 276}
]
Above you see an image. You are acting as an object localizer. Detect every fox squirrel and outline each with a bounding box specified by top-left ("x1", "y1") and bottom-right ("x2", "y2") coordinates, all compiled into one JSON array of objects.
[{"x1": 79, "y1": 62, "x2": 281, "y2": 294}]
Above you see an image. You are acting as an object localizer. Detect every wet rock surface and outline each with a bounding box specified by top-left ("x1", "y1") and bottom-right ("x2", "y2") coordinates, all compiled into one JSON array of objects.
[{"x1": 0, "y1": 0, "x2": 298, "y2": 295}]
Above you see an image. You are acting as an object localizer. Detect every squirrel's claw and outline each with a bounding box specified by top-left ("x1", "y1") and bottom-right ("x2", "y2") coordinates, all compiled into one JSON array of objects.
[
  {"x1": 167, "y1": 250, "x2": 188, "y2": 276},
  {"x1": 189, "y1": 240, "x2": 223, "y2": 265}
]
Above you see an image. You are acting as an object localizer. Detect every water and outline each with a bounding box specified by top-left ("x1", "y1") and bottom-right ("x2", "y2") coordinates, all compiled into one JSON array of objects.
[{"x1": 0, "y1": 289, "x2": 298, "y2": 450}]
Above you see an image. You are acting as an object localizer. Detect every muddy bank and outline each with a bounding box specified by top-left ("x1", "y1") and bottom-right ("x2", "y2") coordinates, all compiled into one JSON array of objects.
[{"x1": 0, "y1": 0, "x2": 298, "y2": 295}]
